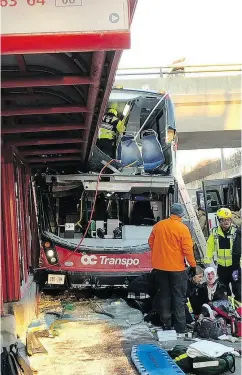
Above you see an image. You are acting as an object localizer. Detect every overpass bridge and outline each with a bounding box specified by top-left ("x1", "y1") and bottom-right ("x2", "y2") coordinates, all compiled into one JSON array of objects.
[
  {"x1": 185, "y1": 164, "x2": 241, "y2": 191},
  {"x1": 115, "y1": 68, "x2": 242, "y2": 149}
]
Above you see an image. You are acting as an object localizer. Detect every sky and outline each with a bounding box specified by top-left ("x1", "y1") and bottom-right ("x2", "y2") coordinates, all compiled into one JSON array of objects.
[
  {"x1": 118, "y1": 0, "x2": 242, "y2": 170},
  {"x1": 120, "y1": 0, "x2": 242, "y2": 68}
]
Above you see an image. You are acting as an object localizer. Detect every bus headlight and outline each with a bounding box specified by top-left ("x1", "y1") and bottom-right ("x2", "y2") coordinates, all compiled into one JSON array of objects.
[
  {"x1": 42, "y1": 240, "x2": 58, "y2": 265},
  {"x1": 46, "y1": 249, "x2": 55, "y2": 257}
]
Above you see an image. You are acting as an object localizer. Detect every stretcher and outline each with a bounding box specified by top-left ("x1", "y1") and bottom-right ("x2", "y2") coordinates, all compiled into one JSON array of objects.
[{"x1": 131, "y1": 344, "x2": 185, "y2": 374}]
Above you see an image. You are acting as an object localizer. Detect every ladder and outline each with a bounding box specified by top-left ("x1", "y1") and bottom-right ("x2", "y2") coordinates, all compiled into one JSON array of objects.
[{"x1": 176, "y1": 170, "x2": 207, "y2": 262}]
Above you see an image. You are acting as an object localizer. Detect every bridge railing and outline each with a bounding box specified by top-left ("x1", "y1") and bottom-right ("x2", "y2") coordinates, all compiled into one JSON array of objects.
[{"x1": 116, "y1": 63, "x2": 242, "y2": 78}]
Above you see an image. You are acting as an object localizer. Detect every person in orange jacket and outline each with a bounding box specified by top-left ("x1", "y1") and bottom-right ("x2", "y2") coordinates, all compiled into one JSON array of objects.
[{"x1": 148, "y1": 203, "x2": 196, "y2": 333}]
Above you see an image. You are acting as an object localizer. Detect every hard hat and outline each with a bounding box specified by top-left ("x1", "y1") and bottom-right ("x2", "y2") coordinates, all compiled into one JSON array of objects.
[
  {"x1": 107, "y1": 108, "x2": 118, "y2": 116},
  {"x1": 216, "y1": 207, "x2": 232, "y2": 219}
]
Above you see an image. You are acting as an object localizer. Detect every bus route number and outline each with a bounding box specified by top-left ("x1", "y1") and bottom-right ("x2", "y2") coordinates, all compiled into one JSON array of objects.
[
  {"x1": 0, "y1": 0, "x2": 82, "y2": 6},
  {"x1": 1, "y1": 0, "x2": 45, "y2": 6},
  {"x1": 55, "y1": 0, "x2": 83, "y2": 6}
]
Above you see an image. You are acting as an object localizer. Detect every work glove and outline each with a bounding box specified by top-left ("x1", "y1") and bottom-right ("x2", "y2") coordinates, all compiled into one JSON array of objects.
[
  {"x1": 232, "y1": 270, "x2": 239, "y2": 282},
  {"x1": 188, "y1": 267, "x2": 196, "y2": 278}
]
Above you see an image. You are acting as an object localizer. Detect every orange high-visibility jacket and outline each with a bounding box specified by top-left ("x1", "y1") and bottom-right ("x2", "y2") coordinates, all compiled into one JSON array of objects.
[{"x1": 148, "y1": 215, "x2": 196, "y2": 271}]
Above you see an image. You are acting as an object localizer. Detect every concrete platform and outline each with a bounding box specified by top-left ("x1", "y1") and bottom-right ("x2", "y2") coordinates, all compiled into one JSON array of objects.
[{"x1": 27, "y1": 296, "x2": 241, "y2": 375}]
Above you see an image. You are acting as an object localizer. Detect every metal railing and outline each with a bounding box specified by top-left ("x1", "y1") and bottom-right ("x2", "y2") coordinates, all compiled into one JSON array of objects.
[{"x1": 116, "y1": 63, "x2": 242, "y2": 77}]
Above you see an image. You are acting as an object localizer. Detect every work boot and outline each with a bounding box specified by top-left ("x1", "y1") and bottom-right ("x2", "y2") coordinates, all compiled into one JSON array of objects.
[{"x1": 144, "y1": 311, "x2": 162, "y2": 327}]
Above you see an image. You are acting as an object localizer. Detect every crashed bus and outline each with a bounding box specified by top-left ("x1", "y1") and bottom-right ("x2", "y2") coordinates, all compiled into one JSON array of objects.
[
  {"x1": 0, "y1": 0, "x2": 137, "y2": 312},
  {"x1": 34, "y1": 88, "x2": 183, "y2": 290}
]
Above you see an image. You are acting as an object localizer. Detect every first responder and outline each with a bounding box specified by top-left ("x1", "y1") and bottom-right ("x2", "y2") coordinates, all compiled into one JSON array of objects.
[
  {"x1": 231, "y1": 207, "x2": 242, "y2": 226},
  {"x1": 96, "y1": 108, "x2": 125, "y2": 158},
  {"x1": 196, "y1": 207, "x2": 208, "y2": 238},
  {"x1": 148, "y1": 203, "x2": 196, "y2": 334},
  {"x1": 204, "y1": 208, "x2": 237, "y2": 295}
]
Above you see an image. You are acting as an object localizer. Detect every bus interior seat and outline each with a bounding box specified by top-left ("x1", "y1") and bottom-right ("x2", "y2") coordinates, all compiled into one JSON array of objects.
[
  {"x1": 93, "y1": 194, "x2": 108, "y2": 221},
  {"x1": 130, "y1": 201, "x2": 155, "y2": 225},
  {"x1": 117, "y1": 135, "x2": 143, "y2": 167},
  {"x1": 141, "y1": 130, "x2": 165, "y2": 173}
]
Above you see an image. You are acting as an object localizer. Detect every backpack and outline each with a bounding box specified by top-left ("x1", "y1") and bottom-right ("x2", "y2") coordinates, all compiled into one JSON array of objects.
[
  {"x1": 1, "y1": 346, "x2": 21, "y2": 375},
  {"x1": 211, "y1": 302, "x2": 242, "y2": 337},
  {"x1": 170, "y1": 345, "x2": 236, "y2": 375},
  {"x1": 194, "y1": 317, "x2": 227, "y2": 340},
  {"x1": 1, "y1": 344, "x2": 33, "y2": 375}
]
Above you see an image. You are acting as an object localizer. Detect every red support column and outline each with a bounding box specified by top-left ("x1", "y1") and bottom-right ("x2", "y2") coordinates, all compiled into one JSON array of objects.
[
  {"x1": 1, "y1": 147, "x2": 21, "y2": 301},
  {"x1": 1, "y1": 156, "x2": 15, "y2": 301},
  {"x1": 29, "y1": 181, "x2": 40, "y2": 268},
  {"x1": 16, "y1": 160, "x2": 28, "y2": 282},
  {"x1": 24, "y1": 169, "x2": 32, "y2": 269},
  {"x1": 1, "y1": 209, "x2": 7, "y2": 307}
]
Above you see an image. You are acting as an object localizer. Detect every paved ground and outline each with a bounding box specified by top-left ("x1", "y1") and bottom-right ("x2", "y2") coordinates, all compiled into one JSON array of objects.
[{"x1": 28, "y1": 295, "x2": 241, "y2": 375}]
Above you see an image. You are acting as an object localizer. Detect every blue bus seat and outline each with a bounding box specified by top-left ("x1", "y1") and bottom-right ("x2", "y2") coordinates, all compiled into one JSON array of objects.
[
  {"x1": 117, "y1": 135, "x2": 143, "y2": 168},
  {"x1": 141, "y1": 130, "x2": 165, "y2": 172}
]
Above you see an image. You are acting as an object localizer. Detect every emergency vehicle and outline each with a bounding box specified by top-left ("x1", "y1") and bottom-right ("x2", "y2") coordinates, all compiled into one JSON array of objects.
[{"x1": 195, "y1": 176, "x2": 241, "y2": 232}]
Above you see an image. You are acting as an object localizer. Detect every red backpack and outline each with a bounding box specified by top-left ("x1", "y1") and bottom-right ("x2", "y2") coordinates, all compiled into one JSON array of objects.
[{"x1": 211, "y1": 303, "x2": 241, "y2": 337}]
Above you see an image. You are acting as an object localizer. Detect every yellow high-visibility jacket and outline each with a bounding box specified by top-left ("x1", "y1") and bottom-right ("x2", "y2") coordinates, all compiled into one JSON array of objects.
[
  {"x1": 98, "y1": 113, "x2": 125, "y2": 140},
  {"x1": 204, "y1": 225, "x2": 237, "y2": 267}
]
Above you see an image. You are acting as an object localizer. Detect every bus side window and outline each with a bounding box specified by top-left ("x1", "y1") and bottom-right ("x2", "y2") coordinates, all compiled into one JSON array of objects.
[
  {"x1": 196, "y1": 191, "x2": 204, "y2": 210},
  {"x1": 196, "y1": 189, "x2": 221, "y2": 213},
  {"x1": 207, "y1": 190, "x2": 222, "y2": 213}
]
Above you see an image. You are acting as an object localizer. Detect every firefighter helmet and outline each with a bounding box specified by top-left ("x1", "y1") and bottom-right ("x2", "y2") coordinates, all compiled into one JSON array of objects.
[
  {"x1": 107, "y1": 108, "x2": 118, "y2": 116},
  {"x1": 217, "y1": 207, "x2": 232, "y2": 219}
]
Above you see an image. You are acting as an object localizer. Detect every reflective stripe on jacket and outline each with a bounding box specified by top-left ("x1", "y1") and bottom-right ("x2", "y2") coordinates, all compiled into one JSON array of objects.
[
  {"x1": 148, "y1": 215, "x2": 196, "y2": 271},
  {"x1": 98, "y1": 113, "x2": 125, "y2": 140},
  {"x1": 204, "y1": 225, "x2": 237, "y2": 267}
]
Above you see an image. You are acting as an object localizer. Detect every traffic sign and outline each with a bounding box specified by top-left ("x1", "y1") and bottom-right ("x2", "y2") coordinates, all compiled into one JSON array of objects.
[{"x1": 1, "y1": 0, "x2": 129, "y2": 35}]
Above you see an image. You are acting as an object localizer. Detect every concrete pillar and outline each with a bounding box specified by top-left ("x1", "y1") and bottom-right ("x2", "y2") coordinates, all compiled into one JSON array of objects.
[{"x1": 220, "y1": 148, "x2": 226, "y2": 172}]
